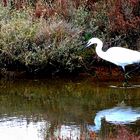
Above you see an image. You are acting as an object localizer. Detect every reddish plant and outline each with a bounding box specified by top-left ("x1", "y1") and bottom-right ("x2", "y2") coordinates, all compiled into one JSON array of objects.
[
  {"x1": 71, "y1": 0, "x2": 96, "y2": 9},
  {"x1": 2, "y1": 0, "x2": 7, "y2": 7},
  {"x1": 2, "y1": 0, "x2": 27, "y2": 9},
  {"x1": 53, "y1": 0, "x2": 69, "y2": 18},
  {"x1": 110, "y1": 126, "x2": 140, "y2": 140},
  {"x1": 34, "y1": 0, "x2": 56, "y2": 18},
  {"x1": 35, "y1": 0, "x2": 48, "y2": 18},
  {"x1": 34, "y1": 0, "x2": 70, "y2": 19},
  {"x1": 108, "y1": 0, "x2": 140, "y2": 33}
]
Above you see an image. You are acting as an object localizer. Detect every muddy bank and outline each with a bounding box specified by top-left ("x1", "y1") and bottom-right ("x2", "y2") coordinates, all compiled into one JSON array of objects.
[{"x1": 1, "y1": 64, "x2": 140, "y2": 83}]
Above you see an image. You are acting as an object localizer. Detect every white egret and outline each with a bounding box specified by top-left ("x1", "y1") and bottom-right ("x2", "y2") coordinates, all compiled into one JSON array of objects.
[
  {"x1": 88, "y1": 106, "x2": 140, "y2": 132},
  {"x1": 86, "y1": 38, "x2": 140, "y2": 83}
]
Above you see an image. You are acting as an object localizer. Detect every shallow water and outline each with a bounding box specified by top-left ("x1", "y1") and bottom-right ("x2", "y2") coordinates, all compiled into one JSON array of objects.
[{"x1": 0, "y1": 78, "x2": 140, "y2": 140}]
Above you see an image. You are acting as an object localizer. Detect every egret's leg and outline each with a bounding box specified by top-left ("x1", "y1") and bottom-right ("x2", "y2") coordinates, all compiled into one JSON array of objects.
[
  {"x1": 122, "y1": 74, "x2": 131, "y2": 87},
  {"x1": 121, "y1": 67, "x2": 130, "y2": 86},
  {"x1": 123, "y1": 64, "x2": 140, "y2": 86},
  {"x1": 125, "y1": 64, "x2": 140, "y2": 76},
  {"x1": 124, "y1": 74, "x2": 129, "y2": 84}
]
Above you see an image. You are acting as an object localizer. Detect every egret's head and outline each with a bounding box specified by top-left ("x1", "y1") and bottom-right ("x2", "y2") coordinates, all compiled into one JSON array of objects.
[
  {"x1": 87, "y1": 125, "x2": 100, "y2": 133},
  {"x1": 86, "y1": 38, "x2": 101, "y2": 48}
]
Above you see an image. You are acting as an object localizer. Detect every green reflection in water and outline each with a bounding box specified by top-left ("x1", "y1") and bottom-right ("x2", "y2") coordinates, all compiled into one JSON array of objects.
[{"x1": 0, "y1": 79, "x2": 140, "y2": 139}]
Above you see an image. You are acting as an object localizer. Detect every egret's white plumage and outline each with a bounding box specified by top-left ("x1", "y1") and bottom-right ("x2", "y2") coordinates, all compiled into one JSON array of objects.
[
  {"x1": 86, "y1": 38, "x2": 140, "y2": 71},
  {"x1": 88, "y1": 106, "x2": 140, "y2": 132}
]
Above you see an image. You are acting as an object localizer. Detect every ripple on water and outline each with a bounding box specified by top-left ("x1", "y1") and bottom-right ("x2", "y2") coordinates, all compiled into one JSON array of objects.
[{"x1": 109, "y1": 84, "x2": 140, "y2": 89}]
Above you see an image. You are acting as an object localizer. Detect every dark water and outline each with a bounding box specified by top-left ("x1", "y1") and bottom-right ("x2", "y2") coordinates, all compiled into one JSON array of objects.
[{"x1": 0, "y1": 78, "x2": 140, "y2": 140}]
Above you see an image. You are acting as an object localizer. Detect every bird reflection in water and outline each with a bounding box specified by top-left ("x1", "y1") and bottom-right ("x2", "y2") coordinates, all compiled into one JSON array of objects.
[{"x1": 88, "y1": 106, "x2": 140, "y2": 133}]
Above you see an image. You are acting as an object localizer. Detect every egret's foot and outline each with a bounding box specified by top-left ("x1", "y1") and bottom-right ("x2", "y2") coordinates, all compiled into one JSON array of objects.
[{"x1": 123, "y1": 81, "x2": 131, "y2": 87}]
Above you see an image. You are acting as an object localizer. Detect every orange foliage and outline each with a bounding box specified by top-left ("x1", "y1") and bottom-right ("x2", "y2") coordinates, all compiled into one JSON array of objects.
[
  {"x1": 1, "y1": 0, "x2": 140, "y2": 34},
  {"x1": 34, "y1": 0, "x2": 69, "y2": 19},
  {"x1": 34, "y1": 0, "x2": 98, "y2": 19},
  {"x1": 53, "y1": 0, "x2": 69, "y2": 18},
  {"x1": 108, "y1": 0, "x2": 140, "y2": 33},
  {"x1": 35, "y1": 1, "x2": 45, "y2": 18}
]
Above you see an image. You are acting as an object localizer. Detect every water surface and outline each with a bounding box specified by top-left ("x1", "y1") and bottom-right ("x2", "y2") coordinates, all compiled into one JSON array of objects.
[{"x1": 0, "y1": 79, "x2": 140, "y2": 139}]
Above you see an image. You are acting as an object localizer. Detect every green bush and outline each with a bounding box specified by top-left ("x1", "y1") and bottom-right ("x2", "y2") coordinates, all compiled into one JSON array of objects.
[{"x1": 0, "y1": 4, "x2": 85, "y2": 74}]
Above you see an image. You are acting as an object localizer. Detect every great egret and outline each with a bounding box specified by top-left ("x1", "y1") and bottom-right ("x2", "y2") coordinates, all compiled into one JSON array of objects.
[
  {"x1": 86, "y1": 38, "x2": 140, "y2": 83},
  {"x1": 88, "y1": 106, "x2": 140, "y2": 132}
]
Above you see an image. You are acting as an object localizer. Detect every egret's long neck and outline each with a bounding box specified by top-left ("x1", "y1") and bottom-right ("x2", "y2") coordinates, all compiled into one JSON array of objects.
[
  {"x1": 94, "y1": 114, "x2": 104, "y2": 131},
  {"x1": 95, "y1": 40, "x2": 106, "y2": 59}
]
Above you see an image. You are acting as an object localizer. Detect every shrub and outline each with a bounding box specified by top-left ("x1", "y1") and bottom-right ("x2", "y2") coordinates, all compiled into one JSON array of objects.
[
  {"x1": 35, "y1": 18, "x2": 84, "y2": 74},
  {"x1": 0, "y1": 0, "x2": 139, "y2": 76},
  {"x1": 86, "y1": 0, "x2": 140, "y2": 49},
  {"x1": 108, "y1": 0, "x2": 140, "y2": 33},
  {"x1": 0, "y1": 7, "x2": 39, "y2": 65},
  {"x1": 107, "y1": 0, "x2": 140, "y2": 48},
  {"x1": 0, "y1": 4, "x2": 84, "y2": 74}
]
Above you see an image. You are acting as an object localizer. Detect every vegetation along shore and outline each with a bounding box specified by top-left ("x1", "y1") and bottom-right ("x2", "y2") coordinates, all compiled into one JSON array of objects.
[{"x1": 0, "y1": 0, "x2": 140, "y2": 80}]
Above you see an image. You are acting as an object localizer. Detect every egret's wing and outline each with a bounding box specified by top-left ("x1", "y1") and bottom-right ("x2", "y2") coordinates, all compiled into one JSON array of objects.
[
  {"x1": 98, "y1": 107, "x2": 140, "y2": 124},
  {"x1": 106, "y1": 110, "x2": 140, "y2": 124},
  {"x1": 106, "y1": 47, "x2": 140, "y2": 65}
]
